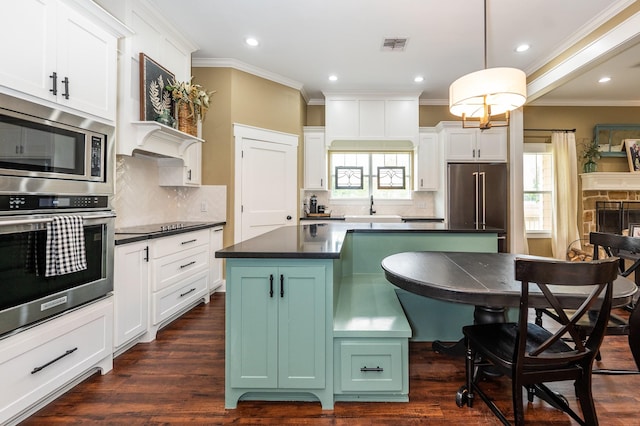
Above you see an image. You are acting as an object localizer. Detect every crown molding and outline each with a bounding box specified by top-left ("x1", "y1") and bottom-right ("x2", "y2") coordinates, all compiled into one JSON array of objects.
[{"x1": 192, "y1": 57, "x2": 309, "y2": 102}]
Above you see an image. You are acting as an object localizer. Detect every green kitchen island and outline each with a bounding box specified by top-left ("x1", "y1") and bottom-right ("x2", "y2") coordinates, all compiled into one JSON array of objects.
[{"x1": 216, "y1": 222, "x2": 500, "y2": 409}]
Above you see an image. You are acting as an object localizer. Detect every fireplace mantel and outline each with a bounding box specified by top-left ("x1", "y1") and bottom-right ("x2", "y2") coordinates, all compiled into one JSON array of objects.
[{"x1": 581, "y1": 172, "x2": 640, "y2": 191}]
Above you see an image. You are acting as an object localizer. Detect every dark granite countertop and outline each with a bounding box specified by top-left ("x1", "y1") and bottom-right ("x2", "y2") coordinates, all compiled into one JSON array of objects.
[
  {"x1": 216, "y1": 222, "x2": 502, "y2": 259},
  {"x1": 401, "y1": 217, "x2": 445, "y2": 222},
  {"x1": 299, "y1": 216, "x2": 346, "y2": 221},
  {"x1": 299, "y1": 216, "x2": 445, "y2": 222},
  {"x1": 115, "y1": 221, "x2": 226, "y2": 245}
]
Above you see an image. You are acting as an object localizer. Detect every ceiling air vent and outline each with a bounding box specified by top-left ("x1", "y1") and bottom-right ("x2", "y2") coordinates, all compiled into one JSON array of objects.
[{"x1": 382, "y1": 38, "x2": 408, "y2": 52}]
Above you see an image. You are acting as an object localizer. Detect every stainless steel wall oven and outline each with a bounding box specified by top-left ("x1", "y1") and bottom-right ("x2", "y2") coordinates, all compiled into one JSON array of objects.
[
  {"x1": 0, "y1": 195, "x2": 114, "y2": 338},
  {"x1": 0, "y1": 95, "x2": 115, "y2": 338}
]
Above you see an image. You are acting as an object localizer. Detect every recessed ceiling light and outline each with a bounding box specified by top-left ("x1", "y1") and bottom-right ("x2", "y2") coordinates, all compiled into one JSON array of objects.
[
  {"x1": 414, "y1": 76, "x2": 424, "y2": 83},
  {"x1": 328, "y1": 75, "x2": 338, "y2": 82},
  {"x1": 245, "y1": 37, "x2": 259, "y2": 47},
  {"x1": 515, "y1": 44, "x2": 530, "y2": 53},
  {"x1": 599, "y1": 76, "x2": 611, "y2": 83}
]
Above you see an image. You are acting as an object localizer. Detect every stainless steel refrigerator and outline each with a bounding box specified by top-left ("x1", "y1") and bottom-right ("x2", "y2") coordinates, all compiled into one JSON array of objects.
[{"x1": 447, "y1": 163, "x2": 507, "y2": 252}]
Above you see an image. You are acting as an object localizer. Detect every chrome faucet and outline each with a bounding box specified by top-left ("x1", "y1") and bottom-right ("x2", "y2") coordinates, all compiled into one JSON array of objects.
[{"x1": 369, "y1": 195, "x2": 376, "y2": 215}]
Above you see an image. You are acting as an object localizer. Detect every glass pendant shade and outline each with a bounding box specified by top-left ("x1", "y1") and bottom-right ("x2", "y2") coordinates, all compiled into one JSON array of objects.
[{"x1": 449, "y1": 67, "x2": 527, "y2": 118}]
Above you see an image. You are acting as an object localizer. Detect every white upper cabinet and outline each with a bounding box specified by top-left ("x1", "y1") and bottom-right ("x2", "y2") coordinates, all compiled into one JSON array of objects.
[
  {"x1": 0, "y1": 0, "x2": 124, "y2": 123},
  {"x1": 324, "y1": 93, "x2": 419, "y2": 145},
  {"x1": 158, "y1": 141, "x2": 202, "y2": 187},
  {"x1": 415, "y1": 128, "x2": 440, "y2": 191},
  {"x1": 104, "y1": 0, "x2": 201, "y2": 160},
  {"x1": 303, "y1": 127, "x2": 327, "y2": 190},
  {"x1": 0, "y1": 0, "x2": 56, "y2": 103},
  {"x1": 439, "y1": 122, "x2": 507, "y2": 162}
]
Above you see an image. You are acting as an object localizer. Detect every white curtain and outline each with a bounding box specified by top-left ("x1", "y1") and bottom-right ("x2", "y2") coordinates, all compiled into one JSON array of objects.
[{"x1": 551, "y1": 131, "x2": 581, "y2": 259}]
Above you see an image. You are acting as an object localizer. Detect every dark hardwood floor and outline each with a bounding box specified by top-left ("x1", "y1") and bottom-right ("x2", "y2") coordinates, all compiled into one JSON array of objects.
[{"x1": 22, "y1": 293, "x2": 640, "y2": 425}]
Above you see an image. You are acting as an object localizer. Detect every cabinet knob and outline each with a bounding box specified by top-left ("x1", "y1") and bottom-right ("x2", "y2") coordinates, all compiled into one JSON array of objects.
[{"x1": 286, "y1": 215, "x2": 292, "y2": 220}]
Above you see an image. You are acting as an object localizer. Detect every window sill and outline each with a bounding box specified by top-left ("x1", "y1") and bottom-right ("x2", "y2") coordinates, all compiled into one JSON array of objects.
[{"x1": 526, "y1": 232, "x2": 552, "y2": 239}]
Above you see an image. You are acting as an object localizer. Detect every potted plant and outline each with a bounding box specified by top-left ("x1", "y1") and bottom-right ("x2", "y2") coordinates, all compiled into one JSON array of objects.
[
  {"x1": 165, "y1": 77, "x2": 215, "y2": 136},
  {"x1": 581, "y1": 139, "x2": 601, "y2": 173}
]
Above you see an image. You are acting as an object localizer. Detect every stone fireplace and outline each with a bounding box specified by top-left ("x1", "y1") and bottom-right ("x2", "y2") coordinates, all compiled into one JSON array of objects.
[{"x1": 581, "y1": 173, "x2": 640, "y2": 240}]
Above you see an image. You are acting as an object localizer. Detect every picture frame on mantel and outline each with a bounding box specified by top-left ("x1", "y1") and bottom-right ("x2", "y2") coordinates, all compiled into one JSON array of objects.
[
  {"x1": 624, "y1": 139, "x2": 640, "y2": 172},
  {"x1": 629, "y1": 223, "x2": 640, "y2": 238},
  {"x1": 139, "y1": 53, "x2": 175, "y2": 122}
]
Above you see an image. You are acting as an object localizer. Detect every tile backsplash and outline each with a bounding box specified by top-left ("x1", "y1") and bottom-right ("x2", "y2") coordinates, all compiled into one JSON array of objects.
[
  {"x1": 114, "y1": 154, "x2": 226, "y2": 228},
  {"x1": 301, "y1": 190, "x2": 440, "y2": 218}
]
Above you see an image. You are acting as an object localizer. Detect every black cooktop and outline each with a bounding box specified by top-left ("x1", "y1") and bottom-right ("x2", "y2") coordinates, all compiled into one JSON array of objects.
[{"x1": 115, "y1": 221, "x2": 212, "y2": 235}]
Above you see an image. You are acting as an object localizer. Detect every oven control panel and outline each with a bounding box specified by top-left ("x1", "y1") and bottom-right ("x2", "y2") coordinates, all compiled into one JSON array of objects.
[{"x1": 0, "y1": 195, "x2": 109, "y2": 212}]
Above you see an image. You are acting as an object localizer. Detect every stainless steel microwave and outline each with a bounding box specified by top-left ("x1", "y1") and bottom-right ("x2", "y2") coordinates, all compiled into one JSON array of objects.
[{"x1": 0, "y1": 94, "x2": 114, "y2": 196}]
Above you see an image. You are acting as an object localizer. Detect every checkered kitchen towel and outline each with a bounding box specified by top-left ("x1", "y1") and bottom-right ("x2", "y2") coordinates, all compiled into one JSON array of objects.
[{"x1": 45, "y1": 216, "x2": 87, "y2": 277}]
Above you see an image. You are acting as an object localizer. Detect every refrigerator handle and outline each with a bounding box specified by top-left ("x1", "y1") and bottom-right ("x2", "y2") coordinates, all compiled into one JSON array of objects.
[
  {"x1": 473, "y1": 171, "x2": 479, "y2": 227},
  {"x1": 479, "y1": 171, "x2": 486, "y2": 226}
]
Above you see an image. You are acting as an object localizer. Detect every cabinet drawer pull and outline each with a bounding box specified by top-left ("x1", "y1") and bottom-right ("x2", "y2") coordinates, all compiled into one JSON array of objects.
[
  {"x1": 360, "y1": 366, "x2": 383, "y2": 372},
  {"x1": 62, "y1": 76, "x2": 70, "y2": 99},
  {"x1": 180, "y1": 260, "x2": 196, "y2": 269},
  {"x1": 49, "y1": 71, "x2": 57, "y2": 95},
  {"x1": 280, "y1": 274, "x2": 284, "y2": 297},
  {"x1": 144, "y1": 246, "x2": 149, "y2": 262},
  {"x1": 31, "y1": 347, "x2": 78, "y2": 374},
  {"x1": 269, "y1": 274, "x2": 274, "y2": 298},
  {"x1": 181, "y1": 239, "x2": 197, "y2": 245},
  {"x1": 180, "y1": 287, "x2": 196, "y2": 297}
]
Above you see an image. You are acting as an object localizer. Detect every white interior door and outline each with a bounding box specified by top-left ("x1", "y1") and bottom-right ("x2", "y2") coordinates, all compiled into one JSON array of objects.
[{"x1": 234, "y1": 124, "x2": 298, "y2": 243}]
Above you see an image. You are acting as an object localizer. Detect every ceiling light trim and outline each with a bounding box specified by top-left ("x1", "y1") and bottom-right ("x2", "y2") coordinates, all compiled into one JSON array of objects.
[{"x1": 526, "y1": 9, "x2": 640, "y2": 102}]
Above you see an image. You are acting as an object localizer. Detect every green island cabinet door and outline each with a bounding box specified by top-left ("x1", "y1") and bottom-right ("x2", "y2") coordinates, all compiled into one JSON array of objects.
[{"x1": 228, "y1": 265, "x2": 326, "y2": 390}]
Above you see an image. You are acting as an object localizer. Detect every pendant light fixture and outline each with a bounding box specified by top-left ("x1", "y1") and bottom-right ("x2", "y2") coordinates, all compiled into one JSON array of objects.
[{"x1": 448, "y1": 0, "x2": 527, "y2": 130}]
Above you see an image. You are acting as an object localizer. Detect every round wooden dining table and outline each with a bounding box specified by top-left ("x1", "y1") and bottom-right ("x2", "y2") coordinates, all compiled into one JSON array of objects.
[{"x1": 381, "y1": 251, "x2": 638, "y2": 355}]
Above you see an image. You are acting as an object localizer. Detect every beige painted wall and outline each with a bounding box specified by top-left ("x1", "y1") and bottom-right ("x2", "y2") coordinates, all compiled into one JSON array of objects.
[
  {"x1": 193, "y1": 67, "x2": 304, "y2": 246},
  {"x1": 523, "y1": 105, "x2": 640, "y2": 257},
  {"x1": 196, "y1": 75, "x2": 639, "y2": 256}
]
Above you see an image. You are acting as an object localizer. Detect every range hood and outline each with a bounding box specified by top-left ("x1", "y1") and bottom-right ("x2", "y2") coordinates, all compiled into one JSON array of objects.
[
  {"x1": 323, "y1": 92, "x2": 420, "y2": 148},
  {"x1": 118, "y1": 121, "x2": 203, "y2": 159}
]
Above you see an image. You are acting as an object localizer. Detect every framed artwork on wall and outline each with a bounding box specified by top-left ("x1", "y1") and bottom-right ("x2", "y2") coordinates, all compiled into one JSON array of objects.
[
  {"x1": 139, "y1": 53, "x2": 175, "y2": 122},
  {"x1": 624, "y1": 139, "x2": 640, "y2": 172}
]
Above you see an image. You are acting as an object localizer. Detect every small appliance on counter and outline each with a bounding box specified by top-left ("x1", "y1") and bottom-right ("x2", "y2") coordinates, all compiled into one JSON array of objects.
[{"x1": 309, "y1": 195, "x2": 318, "y2": 214}]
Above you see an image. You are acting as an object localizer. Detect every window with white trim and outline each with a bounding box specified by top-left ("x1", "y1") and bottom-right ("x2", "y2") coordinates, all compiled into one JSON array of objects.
[
  {"x1": 523, "y1": 143, "x2": 553, "y2": 236},
  {"x1": 329, "y1": 151, "x2": 412, "y2": 199}
]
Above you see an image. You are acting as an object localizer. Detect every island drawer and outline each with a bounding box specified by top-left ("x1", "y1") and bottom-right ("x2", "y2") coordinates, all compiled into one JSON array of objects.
[{"x1": 336, "y1": 339, "x2": 405, "y2": 392}]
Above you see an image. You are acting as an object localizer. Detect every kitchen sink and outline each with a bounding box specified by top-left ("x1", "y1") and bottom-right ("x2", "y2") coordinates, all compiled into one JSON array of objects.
[{"x1": 344, "y1": 215, "x2": 403, "y2": 223}]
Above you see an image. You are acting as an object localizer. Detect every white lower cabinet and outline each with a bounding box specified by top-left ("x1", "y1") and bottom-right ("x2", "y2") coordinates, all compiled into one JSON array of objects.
[
  {"x1": 113, "y1": 241, "x2": 149, "y2": 353},
  {"x1": 114, "y1": 227, "x2": 220, "y2": 347},
  {"x1": 210, "y1": 226, "x2": 224, "y2": 291},
  {"x1": 0, "y1": 297, "x2": 113, "y2": 425},
  {"x1": 144, "y1": 229, "x2": 211, "y2": 341}
]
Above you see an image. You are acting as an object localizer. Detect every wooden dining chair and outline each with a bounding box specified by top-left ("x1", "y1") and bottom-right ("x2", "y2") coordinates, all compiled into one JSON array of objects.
[
  {"x1": 455, "y1": 256, "x2": 619, "y2": 425},
  {"x1": 535, "y1": 231, "x2": 640, "y2": 374}
]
